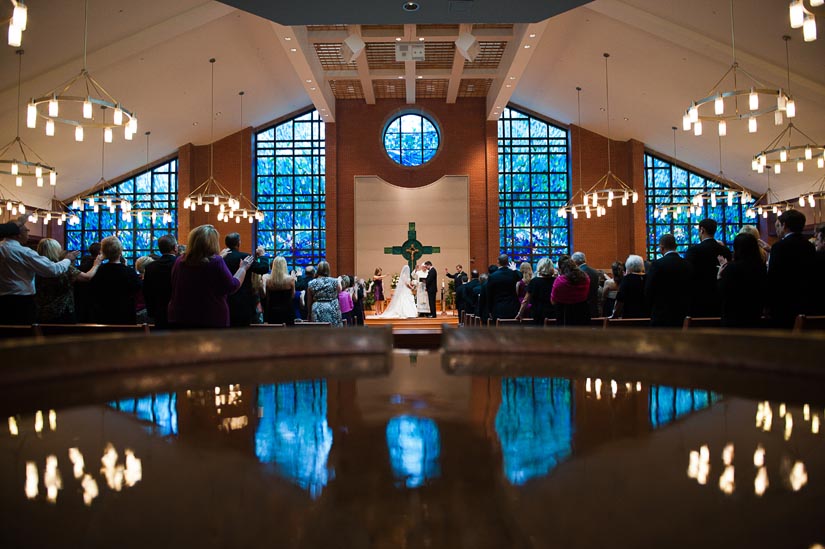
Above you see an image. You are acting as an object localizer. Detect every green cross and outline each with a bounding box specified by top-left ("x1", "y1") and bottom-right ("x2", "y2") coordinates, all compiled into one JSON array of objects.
[{"x1": 383, "y1": 222, "x2": 440, "y2": 273}]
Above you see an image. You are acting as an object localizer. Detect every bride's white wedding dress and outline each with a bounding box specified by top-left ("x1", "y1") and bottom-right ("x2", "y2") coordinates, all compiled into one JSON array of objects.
[{"x1": 379, "y1": 265, "x2": 419, "y2": 319}]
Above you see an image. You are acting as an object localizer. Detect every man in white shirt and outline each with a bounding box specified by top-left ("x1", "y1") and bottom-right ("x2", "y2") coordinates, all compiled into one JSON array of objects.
[{"x1": 0, "y1": 218, "x2": 79, "y2": 325}]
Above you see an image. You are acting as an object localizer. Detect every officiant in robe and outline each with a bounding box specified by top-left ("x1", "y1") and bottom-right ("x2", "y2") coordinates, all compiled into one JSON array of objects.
[{"x1": 414, "y1": 264, "x2": 430, "y2": 316}]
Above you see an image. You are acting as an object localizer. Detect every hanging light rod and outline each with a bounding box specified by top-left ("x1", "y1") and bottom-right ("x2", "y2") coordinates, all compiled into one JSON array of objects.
[
  {"x1": 652, "y1": 127, "x2": 700, "y2": 221},
  {"x1": 0, "y1": 50, "x2": 57, "y2": 188},
  {"x1": 26, "y1": 0, "x2": 137, "y2": 142}
]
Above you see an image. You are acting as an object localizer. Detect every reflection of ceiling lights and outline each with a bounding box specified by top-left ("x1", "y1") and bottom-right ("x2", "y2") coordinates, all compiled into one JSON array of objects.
[
  {"x1": 789, "y1": 0, "x2": 819, "y2": 42},
  {"x1": 683, "y1": 1, "x2": 794, "y2": 137},
  {"x1": 0, "y1": 51, "x2": 57, "y2": 189},
  {"x1": 558, "y1": 55, "x2": 638, "y2": 221},
  {"x1": 27, "y1": 0, "x2": 137, "y2": 142},
  {"x1": 7, "y1": 0, "x2": 27, "y2": 47}
]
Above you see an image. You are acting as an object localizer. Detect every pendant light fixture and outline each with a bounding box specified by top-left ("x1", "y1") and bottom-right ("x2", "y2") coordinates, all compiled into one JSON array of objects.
[
  {"x1": 0, "y1": 50, "x2": 57, "y2": 188},
  {"x1": 7, "y1": 1, "x2": 27, "y2": 47},
  {"x1": 651, "y1": 127, "x2": 699, "y2": 221},
  {"x1": 184, "y1": 59, "x2": 259, "y2": 222},
  {"x1": 796, "y1": 173, "x2": 825, "y2": 210},
  {"x1": 27, "y1": 193, "x2": 80, "y2": 227},
  {"x1": 691, "y1": 135, "x2": 753, "y2": 211},
  {"x1": 682, "y1": 0, "x2": 794, "y2": 137},
  {"x1": 789, "y1": 0, "x2": 819, "y2": 42},
  {"x1": 0, "y1": 185, "x2": 27, "y2": 218},
  {"x1": 746, "y1": 171, "x2": 794, "y2": 219},
  {"x1": 216, "y1": 90, "x2": 262, "y2": 224},
  {"x1": 71, "y1": 113, "x2": 132, "y2": 216},
  {"x1": 27, "y1": 0, "x2": 137, "y2": 142},
  {"x1": 559, "y1": 54, "x2": 637, "y2": 221},
  {"x1": 126, "y1": 132, "x2": 173, "y2": 225},
  {"x1": 751, "y1": 37, "x2": 824, "y2": 174},
  {"x1": 558, "y1": 87, "x2": 589, "y2": 219}
]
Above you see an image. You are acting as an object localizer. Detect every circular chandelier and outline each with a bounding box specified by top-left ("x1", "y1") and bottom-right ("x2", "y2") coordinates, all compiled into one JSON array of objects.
[
  {"x1": 26, "y1": 0, "x2": 137, "y2": 143},
  {"x1": 682, "y1": 1, "x2": 795, "y2": 138},
  {"x1": 745, "y1": 174, "x2": 794, "y2": 219},
  {"x1": 650, "y1": 127, "x2": 697, "y2": 221},
  {"x1": 691, "y1": 135, "x2": 753, "y2": 210},
  {"x1": 797, "y1": 173, "x2": 825, "y2": 208},
  {"x1": 71, "y1": 123, "x2": 132, "y2": 216},
  {"x1": 0, "y1": 50, "x2": 57, "y2": 188},
  {"x1": 1, "y1": 191, "x2": 26, "y2": 218},
  {"x1": 184, "y1": 60, "x2": 263, "y2": 224}
]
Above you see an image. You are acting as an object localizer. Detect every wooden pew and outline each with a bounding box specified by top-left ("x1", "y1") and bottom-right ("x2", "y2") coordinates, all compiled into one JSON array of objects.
[
  {"x1": 682, "y1": 317, "x2": 722, "y2": 330},
  {"x1": 35, "y1": 323, "x2": 151, "y2": 337},
  {"x1": 495, "y1": 318, "x2": 522, "y2": 327},
  {"x1": 793, "y1": 315, "x2": 825, "y2": 333},
  {"x1": 0, "y1": 325, "x2": 38, "y2": 339},
  {"x1": 603, "y1": 317, "x2": 652, "y2": 328}
]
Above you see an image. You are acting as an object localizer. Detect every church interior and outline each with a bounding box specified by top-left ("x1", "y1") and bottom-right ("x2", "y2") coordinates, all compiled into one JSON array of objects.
[{"x1": 1, "y1": 0, "x2": 824, "y2": 546}]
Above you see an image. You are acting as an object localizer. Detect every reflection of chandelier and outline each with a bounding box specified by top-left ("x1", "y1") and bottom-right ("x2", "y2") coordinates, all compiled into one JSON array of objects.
[
  {"x1": 27, "y1": 0, "x2": 137, "y2": 143},
  {"x1": 0, "y1": 50, "x2": 57, "y2": 188},
  {"x1": 682, "y1": 1, "x2": 795, "y2": 137},
  {"x1": 184, "y1": 61, "x2": 263, "y2": 224}
]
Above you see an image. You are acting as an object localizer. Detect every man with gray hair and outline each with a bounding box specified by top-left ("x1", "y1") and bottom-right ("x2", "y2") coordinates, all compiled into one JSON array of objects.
[{"x1": 572, "y1": 251, "x2": 600, "y2": 317}]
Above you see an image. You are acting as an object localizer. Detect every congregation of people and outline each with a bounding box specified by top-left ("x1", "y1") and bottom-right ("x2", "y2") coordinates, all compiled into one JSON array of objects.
[{"x1": 1, "y1": 210, "x2": 823, "y2": 331}]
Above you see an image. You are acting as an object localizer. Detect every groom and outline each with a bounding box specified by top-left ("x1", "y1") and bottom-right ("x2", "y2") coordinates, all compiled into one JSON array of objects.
[{"x1": 419, "y1": 261, "x2": 438, "y2": 318}]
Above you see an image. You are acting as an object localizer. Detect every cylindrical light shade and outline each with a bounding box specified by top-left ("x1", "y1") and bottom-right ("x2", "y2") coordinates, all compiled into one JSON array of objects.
[
  {"x1": 790, "y1": 0, "x2": 805, "y2": 28},
  {"x1": 45, "y1": 119, "x2": 54, "y2": 136},
  {"x1": 787, "y1": 99, "x2": 796, "y2": 118},
  {"x1": 718, "y1": 120, "x2": 726, "y2": 136},
  {"x1": 49, "y1": 171, "x2": 56, "y2": 185},
  {"x1": 799, "y1": 196, "x2": 806, "y2": 207},
  {"x1": 714, "y1": 95, "x2": 724, "y2": 115},
  {"x1": 752, "y1": 159, "x2": 759, "y2": 171},
  {"x1": 780, "y1": 149, "x2": 788, "y2": 162},
  {"x1": 760, "y1": 154, "x2": 767, "y2": 166},
  {"x1": 35, "y1": 166, "x2": 42, "y2": 178},
  {"x1": 694, "y1": 120, "x2": 703, "y2": 136},
  {"x1": 775, "y1": 110, "x2": 783, "y2": 126},
  {"x1": 12, "y1": 3, "x2": 27, "y2": 30},
  {"x1": 682, "y1": 114, "x2": 691, "y2": 131},
  {"x1": 48, "y1": 97, "x2": 58, "y2": 117},
  {"x1": 809, "y1": 195, "x2": 816, "y2": 207},
  {"x1": 8, "y1": 23, "x2": 22, "y2": 48},
  {"x1": 74, "y1": 126, "x2": 83, "y2": 142},
  {"x1": 104, "y1": 127, "x2": 113, "y2": 143},
  {"x1": 774, "y1": 163, "x2": 781, "y2": 174},
  {"x1": 805, "y1": 146, "x2": 812, "y2": 160},
  {"x1": 797, "y1": 160, "x2": 804, "y2": 172},
  {"x1": 749, "y1": 89, "x2": 758, "y2": 111},
  {"x1": 757, "y1": 163, "x2": 764, "y2": 174},
  {"x1": 124, "y1": 126, "x2": 133, "y2": 140},
  {"x1": 15, "y1": 176, "x2": 22, "y2": 187},
  {"x1": 83, "y1": 100, "x2": 93, "y2": 119},
  {"x1": 127, "y1": 117, "x2": 137, "y2": 133},
  {"x1": 748, "y1": 116, "x2": 757, "y2": 133},
  {"x1": 36, "y1": 177, "x2": 43, "y2": 187},
  {"x1": 26, "y1": 103, "x2": 36, "y2": 128},
  {"x1": 818, "y1": 157, "x2": 825, "y2": 169},
  {"x1": 803, "y1": 15, "x2": 817, "y2": 42},
  {"x1": 113, "y1": 107, "x2": 123, "y2": 125},
  {"x1": 688, "y1": 105, "x2": 698, "y2": 123},
  {"x1": 10, "y1": 163, "x2": 18, "y2": 175}
]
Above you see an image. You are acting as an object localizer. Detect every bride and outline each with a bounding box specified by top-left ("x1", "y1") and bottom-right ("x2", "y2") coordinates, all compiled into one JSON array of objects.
[{"x1": 379, "y1": 265, "x2": 418, "y2": 319}]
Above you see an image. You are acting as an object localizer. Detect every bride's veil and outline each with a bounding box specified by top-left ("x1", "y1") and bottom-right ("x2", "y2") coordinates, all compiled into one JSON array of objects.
[{"x1": 399, "y1": 265, "x2": 411, "y2": 287}]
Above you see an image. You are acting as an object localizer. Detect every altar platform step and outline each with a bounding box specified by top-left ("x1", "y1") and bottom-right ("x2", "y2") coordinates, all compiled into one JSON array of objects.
[{"x1": 364, "y1": 314, "x2": 458, "y2": 349}]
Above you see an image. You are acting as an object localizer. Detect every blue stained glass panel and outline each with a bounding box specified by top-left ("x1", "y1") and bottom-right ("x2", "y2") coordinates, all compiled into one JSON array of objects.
[{"x1": 383, "y1": 113, "x2": 440, "y2": 167}]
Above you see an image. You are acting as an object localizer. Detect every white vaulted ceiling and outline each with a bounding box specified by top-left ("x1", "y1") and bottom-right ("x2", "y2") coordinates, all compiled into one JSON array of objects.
[{"x1": 0, "y1": 0, "x2": 823, "y2": 209}]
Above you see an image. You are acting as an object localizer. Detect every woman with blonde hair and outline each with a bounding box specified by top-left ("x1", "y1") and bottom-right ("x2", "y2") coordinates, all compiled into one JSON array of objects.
[
  {"x1": 35, "y1": 238, "x2": 101, "y2": 323},
  {"x1": 516, "y1": 261, "x2": 534, "y2": 318},
  {"x1": 515, "y1": 257, "x2": 556, "y2": 325},
  {"x1": 262, "y1": 256, "x2": 295, "y2": 325},
  {"x1": 167, "y1": 224, "x2": 253, "y2": 329},
  {"x1": 89, "y1": 236, "x2": 142, "y2": 324}
]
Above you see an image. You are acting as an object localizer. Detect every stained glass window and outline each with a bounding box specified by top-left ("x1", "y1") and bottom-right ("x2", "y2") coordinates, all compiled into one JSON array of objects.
[
  {"x1": 65, "y1": 159, "x2": 177, "y2": 266},
  {"x1": 255, "y1": 110, "x2": 325, "y2": 270},
  {"x1": 383, "y1": 113, "x2": 440, "y2": 166},
  {"x1": 644, "y1": 153, "x2": 752, "y2": 259},
  {"x1": 498, "y1": 106, "x2": 570, "y2": 266}
]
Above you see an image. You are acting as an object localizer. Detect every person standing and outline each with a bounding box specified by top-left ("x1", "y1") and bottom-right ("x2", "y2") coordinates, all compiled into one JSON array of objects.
[
  {"x1": 445, "y1": 264, "x2": 467, "y2": 318},
  {"x1": 307, "y1": 260, "x2": 342, "y2": 326},
  {"x1": 717, "y1": 233, "x2": 767, "y2": 328},
  {"x1": 262, "y1": 256, "x2": 295, "y2": 325},
  {"x1": 415, "y1": 263, "x2": 430, "y2": 317},
  {"x1": 685, "y1": 218, "x2": 731, "y2": 317},
  {"x1": 294, "y1": 264, "x2": 315, "y2": 320},
  {"x1": 461, "y1": 270, "x2": 480, "y2": 322},
  {"x1": 35, "y1": 238, "x2": 101, "y2": 323},
  {"x1": 486, "y1": 255, "x2": 522, "y2": 322},
  {"x1": 74, "y1": 241, "x2": 101, "y2": 323},
  {"x1": 766, "y1": 210, "x2": 816, "y2": 328},
  {"x1": 814, "y1": 226, "x2": 825, "y2": 315},
  {"x1": 0, "y1": 218, "x2": 79, "y2": 325},
  {"x1": 89, "y1": 236, "x2": 142, "y2": 325},
  {"x1": 372, "y1": 267, "x2": 390, "y2": 316},
  {"x1": 571, "y1": 252, "x2": 601, "y2": 318},
  {"x1": 419, "y1": 261, "x2": 438, "y2": 318},
  {"x1": 515, "y1": 258, "x2": 556, "y2": 325},
  {"x1": 222, "y1": 232, "x2": 269, "y2": 327},
  {"x1": 142, "y1": 234, "x2": 178, "y2": 328},
  {"x1": 612, "y1": 255, "x2": 649, "y2": 319},
  {"x1": 645, "y1": 234, "x2": 693, "y2": 327}
]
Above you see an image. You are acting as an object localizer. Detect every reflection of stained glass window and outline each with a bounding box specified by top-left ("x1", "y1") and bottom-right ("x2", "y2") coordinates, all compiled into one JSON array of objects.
[
  {"x1": 109, "y1": 393, "x2": 178, "y2": 437},
  {"x1": 383, "y1": 113, "x2": 440, "y2": 167},
  {"x1": 255, "y1": 381, "x2": 333, "y2": 499},
  {"x1": 386, "y1": 415, "x2": 441, "y2": 488},
  {"x1": 644, "y1": 153, "x2": 751, "y2": 259},
  {"x1": 66, "y1": 159, "x2": 178, "y2": 266},
  {"x1": 255, "y1": 110, "x2": 325, "y2": 270},
  {"x1": 495, "y1": 377, "x2": 572, "y2": 485},
  {"x1": 498, "y1": 107, "x2": 570, "y2": 266},
  {"x1": 648, "y1": 385, "x2": 720, "y2": 429}
]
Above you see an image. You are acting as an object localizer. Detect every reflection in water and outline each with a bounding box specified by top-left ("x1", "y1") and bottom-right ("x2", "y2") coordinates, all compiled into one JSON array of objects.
[
  {"x1": 255, "y1": 381, "x2": 333, "y2": 499},
  {"x1": 386, "y1": 416, "x2": 441, "y2": 488},
  {"x1": 495, "y1": 378, "x2": 572, "y2": 486},
  {"x1": 649, "y1": 386, "x2": 717, "y2": 429},
  {"x1": 109, "y1": 393, "x2": 179, "y2": 437}
]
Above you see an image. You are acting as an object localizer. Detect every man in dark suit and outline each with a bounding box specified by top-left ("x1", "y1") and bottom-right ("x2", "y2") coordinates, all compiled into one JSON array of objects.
[
  {"x1": 767, "y1": 210, "x2": 817, "y2": 328},
  {"x1": 142, "y1": 234, "x2": 178, "y2": 329},
  {"x1": 815, "y1": 226, "x2": 825, "y2": 315},
  {"x1": 461, "y1": 270, "x2": 480, "y2": 322},
  {"x1": 419, "y1": 261, "x2": 438, "y2": 318},
  {"x1": 445, "y1": 264, "x2": 468, "y2": 319},
  {"x1": 685, "y1": 218, "x2": 731, "y2": 317},
  {"x1": 486, "y1": 254, "x2": 522, "y2": 322},
  {"x1": 294, "y1": 265, "x2": 315, "y2": 320},
  {"x1": 74, "y1": 241, "x2": 101, "y2": 323},
  {"x1": 572, "y1": 251, "x2": 601, "y2": 318},
  {"x1": 645, "y1": 234, "x2": 693, "y2": 327},
  {"x1": 222, "y1": 232, "x2": 270, "y2": 327}
]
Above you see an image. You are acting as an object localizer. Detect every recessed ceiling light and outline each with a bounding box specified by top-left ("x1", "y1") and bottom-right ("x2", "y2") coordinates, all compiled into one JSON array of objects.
[
  {"x1": 418, "y1": 37, "x2": 424, "y2": 41},
  {"x1": 402, "y1": 2, "x2": 419, "y2": 12},
  {"x1": 529, "y1": 33, "x2": 536, "y2": 38},
  {"x1": 192, "y1": 122, "x2": 198, "y2": 126},
  {"x1": 398, "y1": 75, "x2": 404, "y2": 79},
  {"x1": 509, "y1": 76, "x2": 516, "y2": 80},
  {"x1": 505, "y1": 84, "x2": 512, "y2": 88},
  {"x1": 416, "y1": 75, "x2": 423, "y2": 79},
  {"x1": 395, "y1": 37, "x2": 402, "y2": 42},
  {"x1": 305, "y1": 79, "x2": 312, "y2": 83},
  {"x1": 290, "y1": 48, "x2": 297, "y2": 52},
  {"x1": 523, "y1": 45, "x2": 531, "y2": 49},
  {"x1": 310, "y1": 87, "x2": 316, "y2": 90},
  {"x1": 284, "y1": 37, "x2": 292, "y2": 41}
]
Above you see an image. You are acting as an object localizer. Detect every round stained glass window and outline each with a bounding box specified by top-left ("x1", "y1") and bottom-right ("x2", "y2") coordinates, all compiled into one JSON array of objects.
[{"x1": 383, "y1": 113, "x2": 440, "y2": 167}]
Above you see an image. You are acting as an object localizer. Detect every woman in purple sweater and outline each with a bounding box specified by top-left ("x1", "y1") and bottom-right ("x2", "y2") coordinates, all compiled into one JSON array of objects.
[
  {"x1": 168, "y1": 224, "x2": 253, "y2": 329},
  {"x1": 550, "y1": 255, "x2": 591, "y2": 326}
]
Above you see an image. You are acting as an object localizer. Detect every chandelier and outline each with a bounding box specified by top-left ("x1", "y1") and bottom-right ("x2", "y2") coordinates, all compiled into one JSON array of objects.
[
  {"x1": 71, "y1": 123, "x2": 132, "y2": 216},
  {"x1": 691, "y1": 136, "x2": 753, "y2": 210},
  {"x1": 216, "y1": 91, "x2": 262, "y2": 224},
  {"x1": 27, "y1": 198, "x2": 81, "y2": 227},
  {"x1": 682, "y1": 0, "x2": 795, "y2": 138},
  {"x1": 26, "y1": 0, "x2": 137, "y2": 143},
  {"x1": 184, "y1": 60, "x2": 263, "y2": 224},
  {"x1": 0, "y1": 185, "x2": 26, "y2": 217},
  {"x1": 751, "y1": 37, "x2": 823, "y2": 175},
  {"x1": 6, "y1": 1, "x2": 27, "y2": 47},
  {"x1": 789, "y1": 0, "x2": 820, "y2": 42},
  {"x1": 652, "y1": 127, "x2": 700, "y2": 220},
  {"x1": 798, "y1": 173, "x2": 825, "y2": 208},
  {"x1": 124, "y1": 132, "x2": 173, "y2": 225},
  {"x1": 0, "y1": 50, "x2": 57, "y2": 188},
  {"x1": 746, "y1": 172, "x2": 794, "y2": 219}
]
